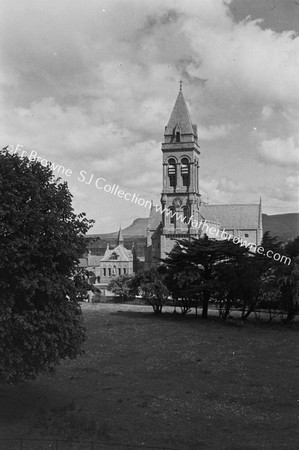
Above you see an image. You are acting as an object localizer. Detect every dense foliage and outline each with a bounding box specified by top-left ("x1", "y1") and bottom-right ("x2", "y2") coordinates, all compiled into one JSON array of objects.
[
  {"x1": 107, "y1": 274, "x2": 135, "y2": 301},
  {"x1": 0, "y1": 148, "x2": 93, "y2": 383},
  {"x1": 107, "y1": 233, "x2": 298, "y2": 322},
  {"x1": 130, "y1": 267, "x2": 169, "y2": 314},
  {"x1": 162, "y1": 233, "x2": 299, "y2": 321}
]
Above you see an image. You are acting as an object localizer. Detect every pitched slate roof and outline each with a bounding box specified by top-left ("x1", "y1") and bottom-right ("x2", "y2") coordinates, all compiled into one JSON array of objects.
[
  {"x1": 101, "y1": 244, "x2": 133, "y2": 262},
  {"x1": 205, "y1": 204, "x2": 261, "y2": 229},
  {"x1": 87, "y1": 255, "x2": 104, "y2": 266},
  {"x1": 165, "y1": 90, "x2": 195, "y2": 136},
  {"x1": 200, "y1": 204, "x2": 221, "y2": 225}
]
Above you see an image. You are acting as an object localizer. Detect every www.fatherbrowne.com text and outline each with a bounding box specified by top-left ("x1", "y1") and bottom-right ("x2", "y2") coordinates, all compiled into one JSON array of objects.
[{"x1": 7, "y1": 144, "x2": 291, "y2": 266}]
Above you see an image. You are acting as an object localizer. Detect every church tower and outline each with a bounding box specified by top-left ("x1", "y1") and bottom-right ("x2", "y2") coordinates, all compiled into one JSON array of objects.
[{"x1": 160, "y1": 82, "x2": 201, "y2": 258}]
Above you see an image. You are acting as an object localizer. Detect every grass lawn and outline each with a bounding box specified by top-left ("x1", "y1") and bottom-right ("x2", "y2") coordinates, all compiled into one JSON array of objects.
[{"x1": 0, "y1": 303, "x2": 298, "y2": 449}]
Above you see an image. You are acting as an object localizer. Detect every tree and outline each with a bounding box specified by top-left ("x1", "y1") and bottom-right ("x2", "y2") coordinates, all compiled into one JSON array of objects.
[
  {"x1": 214, "y1": 232, "x2": 286, "y2": 322},
  {"x1": 163, "y1": 262, "x2": 202, "y2": 315},
  {"x1": 0, "y1": 148, "x2": 94, "y2": 383},
  {"x1": 130, "y1": 267, "x2": 169, "y2": 314},
  {"x1": 164, "y1": 236, "x2": 249, "y2": 319},
  {"x1": 277, "y1": 236, "x2": 299, "y2": 321},
  {"x1": 107, "y1": 274, "x2": 135, "y2": 301}
]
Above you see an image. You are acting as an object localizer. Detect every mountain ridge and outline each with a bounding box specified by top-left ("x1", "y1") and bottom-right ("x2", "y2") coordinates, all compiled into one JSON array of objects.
[{"x1": 87, "y1": 213, "x2": 299, "y2": 243}]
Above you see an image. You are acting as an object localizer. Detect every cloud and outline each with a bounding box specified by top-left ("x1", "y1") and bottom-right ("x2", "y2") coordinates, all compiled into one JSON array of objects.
[
  {"x1": 1, "y1": 0, "x2": 299, "y2": 230},
  {"x1": 199, "y1": 177, "x2": 251, "y2": 204},
  {"x1": 261, "y1": 105, "x2": 273, "y2": 120},
  {"x1": 198, "y1": 124, "x2": 235, "y2": 141},
  {"x1": 259, "y1": 137, "x2": 299, "y2": 168},
  {"x1": 261, "y1": 175, "x2": 299, "y2": 208}
]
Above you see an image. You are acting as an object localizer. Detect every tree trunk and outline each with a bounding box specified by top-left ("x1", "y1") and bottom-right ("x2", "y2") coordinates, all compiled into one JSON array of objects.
[
  {"x1": 202, "y1": 291, "x2": 209, "y2": 319},
  {"x1": 242, "y1": 307, "x2": 253, "y2": 321}
]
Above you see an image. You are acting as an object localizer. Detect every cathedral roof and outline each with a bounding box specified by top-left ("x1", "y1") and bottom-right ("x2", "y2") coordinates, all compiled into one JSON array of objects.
[
  {"x1": 165, "y1": 89, "x2": 195, "y2": 136},
  {"x1": 205, "y1": 204, "x2": 262, "y2": 230},
  {"x1": 146, "y1": 203, "x2": 261, "y2": 234},
  {"x1": 200, "y1": 204, "x2": 221, "y2": 225}
]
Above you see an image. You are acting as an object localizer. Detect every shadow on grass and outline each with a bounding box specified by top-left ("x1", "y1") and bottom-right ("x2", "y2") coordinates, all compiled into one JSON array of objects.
[
  {"x1": 110, "y1": 308, "x2": 299, "y2": 332},
  {"x1": 0, "y1": 381, "x2": 71, "y2": 425},
  {"x1": 0, "y1": 382, "x2": 110, "y2": 441}
]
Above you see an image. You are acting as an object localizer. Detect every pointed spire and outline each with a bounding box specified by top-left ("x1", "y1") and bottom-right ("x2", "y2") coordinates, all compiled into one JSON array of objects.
[
  {"x1": 117, "y1": 226, "x2": 124, "y2": 246},
  {"x1": 165, "y1": 83, "x2": 194, "y2": 136}
]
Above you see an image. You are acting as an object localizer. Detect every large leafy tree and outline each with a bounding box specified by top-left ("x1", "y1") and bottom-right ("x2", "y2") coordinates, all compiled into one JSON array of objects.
[
  {"x1": 0, "y1": 148, "x2": 93, "y2": 383},
  {"x1": 164, "y1": 236, "x2": 249, "y2": 319},
  {"x1": 130, "y1": 267, "x2": 169, "y2": 314},
  {"x1": 107, "y1": 274, "x2": 135, "y2": 301}
]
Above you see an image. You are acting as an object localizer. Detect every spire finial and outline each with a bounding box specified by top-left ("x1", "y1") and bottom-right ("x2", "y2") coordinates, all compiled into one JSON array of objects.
[{"x1": 179, "y1": 79, "x2": 183, "y2": 91}]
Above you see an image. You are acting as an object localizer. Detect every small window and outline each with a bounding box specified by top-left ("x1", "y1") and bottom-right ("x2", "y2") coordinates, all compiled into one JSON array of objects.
[
  {"x1": 181, "y1": 158, "x2": 190, "y2": 187},
  {"x1": 245, "y1": 233, "x2": 249, "y2": 238},
  {"x1": 118, "y1": 268, "x2": 121, "y2": 275},
  {"x1": 108, "y1": 268, "x2": 111, "y2": 276},
  {"x1": 169, "y1": 206, "x2": 176, "y2": 226},
  {"x1": 123, "y1": 268, "x2": 126, "y2": 274},
  {"x1": 176, "y1": 131, "x2": 180, "y2": 142},
  {"x1": 183, "y1": 205, "x2": 190, "y2": 223},
  {"x1": 103, "y1": 268, "x2": 106, "y2": 276}
]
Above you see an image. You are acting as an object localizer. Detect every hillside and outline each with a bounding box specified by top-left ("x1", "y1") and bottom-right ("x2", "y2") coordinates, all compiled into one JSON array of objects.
[
  {"x1": 262, "y1": 213, "x2": 299, "y2": 243},
  {"x1": 88, "y1": 218, "x2": 148, "y2": 240},
  {"x1": 86, "y1": 213, "x2": 299, "y2": 256}
]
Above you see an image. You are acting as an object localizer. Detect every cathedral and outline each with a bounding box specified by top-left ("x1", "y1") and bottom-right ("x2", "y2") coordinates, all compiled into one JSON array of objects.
[
  {"x1": 144, "y1": 83, "x2": 262, "y2": 267},
  {"x1": 83, "y1": 83, "x2": 263, "y2": 283}
]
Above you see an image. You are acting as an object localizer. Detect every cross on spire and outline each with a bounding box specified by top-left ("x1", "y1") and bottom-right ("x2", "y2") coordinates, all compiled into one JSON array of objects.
[{"x1": 179, "y1": 79, "x2": 183, "y2": 91}]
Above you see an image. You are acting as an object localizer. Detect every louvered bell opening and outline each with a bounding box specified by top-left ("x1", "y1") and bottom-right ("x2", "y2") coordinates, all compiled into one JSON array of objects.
[
  {"x1": 181, "y1": 164, "x2": 189, "y2": 187},
  {"x1": 168, "y1": 164, "x2": 176, "y2": 187}
]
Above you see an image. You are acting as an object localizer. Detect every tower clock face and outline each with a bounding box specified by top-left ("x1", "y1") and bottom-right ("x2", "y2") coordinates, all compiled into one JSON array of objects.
[{"x1": 173, "y1": 197, "x2": 182, "y2": 207}]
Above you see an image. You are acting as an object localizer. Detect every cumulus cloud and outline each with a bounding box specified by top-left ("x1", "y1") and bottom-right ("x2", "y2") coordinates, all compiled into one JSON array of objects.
[
  {"x1": 198, "y1": 124, "x2": 235, "y2": 141},
  {"x1": 1, "y1": 0, "x2": 298, "y2": 230},
  {"x1": 259, "y1": 137, "x2": 299, "y2": 168},
  {"x1": 199, "y1": 176, "x2": 253, "y2": 205}
]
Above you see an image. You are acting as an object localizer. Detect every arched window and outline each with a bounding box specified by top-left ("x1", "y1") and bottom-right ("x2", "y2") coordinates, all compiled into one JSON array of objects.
[
  {"x1": 175, "y1": 131, "x2": 180, "y2": 142},
  {"x1": 183, "y1": 205, "x2": 190, "y2": 223},
  {"x1": 181, "y1": 158, "x2": 190, "y2": 187},
  {"x1": 168, "y1": 158, "x2": 176, "y2": 187},
  {"x1": 169, "y1": 206, "x2": 176, "y2": 226}
]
